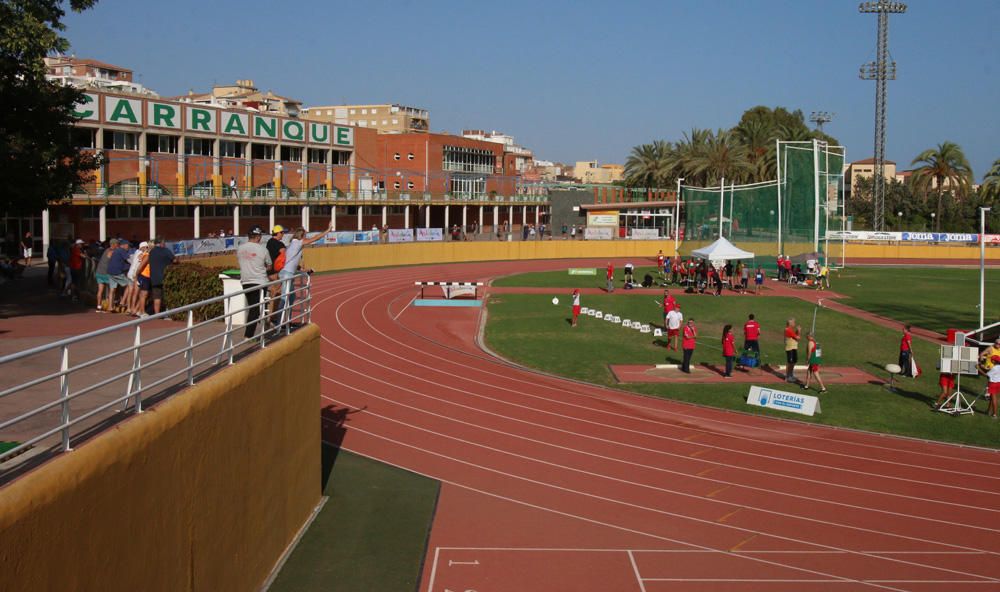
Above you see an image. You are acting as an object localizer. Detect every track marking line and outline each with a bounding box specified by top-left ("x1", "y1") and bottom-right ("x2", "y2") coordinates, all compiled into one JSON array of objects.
[
  {"x1": 627, "y1": 550, "x2": 647, "y2": 592},
  {"x1": 392, "y1": 293, "x2": 417, "y2": 321},
  {"x1": 318, "y1": 373, "x2": 1000, "y2": 540},
  {"x1": 324, "y1": 423, "x2": 1000, "y2": 587},
  {"x1": 427, "y1": 547, "x2": 440, "y2": 592},
  {"x1": 706, "y1": 486, "x2": 730, "y2": 498},
  {"x1": 730, "y1": 533, "x2": 758, "y2": 552},
  {"x1": 716, "y1": 509, "x2": 742, "y2": 524}
]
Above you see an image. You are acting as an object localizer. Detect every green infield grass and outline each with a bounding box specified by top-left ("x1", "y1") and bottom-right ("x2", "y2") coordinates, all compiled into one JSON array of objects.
[
  {"x1": 483, "y1": 291, "x2": 999, "y2": 449},
  {"x1": 831, "y1": 267, "x2": 998, "y2": 334},
  {"x1": 269, "y1": 448, "x2": 439, "y2": 592},
  {"x1": 493, "y1": 265, "x2": 666, "y2": 288}
]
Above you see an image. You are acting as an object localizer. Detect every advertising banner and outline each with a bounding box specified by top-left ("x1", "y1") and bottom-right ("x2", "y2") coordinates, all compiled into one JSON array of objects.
[
  {"x1": 583, "y1": 227, "x2": 615, "y2": 240},
  {"x1": 587, "y1": 213, "x2": 618, "y2": 226},
  {"x1": 747, "y1": 386, "x2": 821, "y2": 416},
  {"x1": 630, "y1": 228, "x2": 660, "y2": 240},
  {"x1": 388, "y1": 229, "x2": 415, "y2": 243},
  {"x1": 983, "y1": 234, "x2": 1000, "y2": 244},
  {"x1": 825, "y1": 230, "x2": 902, "y2": 241},
  {"x1": 191, "y1": 238, "x2": 225, "y2": 254},
  {"x1": 416, "y1": 228, "x2": 444, "y2": 242},
  {"x1": 568, "y1": 268, "x2": 597, "y2": 275},
  {"x1": 901, "y1": 232, "x2": 978, "y2": 243}
]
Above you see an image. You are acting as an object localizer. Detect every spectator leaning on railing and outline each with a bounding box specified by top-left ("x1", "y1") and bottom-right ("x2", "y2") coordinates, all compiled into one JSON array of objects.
[
  {"x1": 237, "y1": 226, "x2": 271, "y2": 340},
  {"x1": 279, "y1": 225, "x2": 331, "y2": 322}
]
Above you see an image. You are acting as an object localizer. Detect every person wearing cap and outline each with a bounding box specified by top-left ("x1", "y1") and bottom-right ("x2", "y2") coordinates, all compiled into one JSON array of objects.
[
  {"x1": 130, "y1": 242, "x2": 152, "y2": 316},
  {"x1": 237, "y1": 226, "x2": 272, "y2": 340},
  {"x1": 123, "y1": 241, "x2": 145, "y2": 314},
  {"x1": 978, "y1": 339, "x2": 1000, "y2": 373},
  {"x1": 266, "y1": 225, "x2": 287, "y2": 323},
  {"x1": 106, "y1": 240, "x2": 131, "y2": 311},
  {"x1": 94, "y1": 239, "x2": 118, "y2": 312},
  {"x1": 985, "y1": 355, "x2": 1000, "y2": 419},
  {"x1": 135, "y1": 237, "x2": 174, "y2": 315}
]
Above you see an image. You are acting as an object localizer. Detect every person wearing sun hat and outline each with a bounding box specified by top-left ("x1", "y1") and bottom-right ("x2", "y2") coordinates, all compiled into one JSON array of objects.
[{"x1": 237, "y1": 226, "x2": 271, "y2": 340}]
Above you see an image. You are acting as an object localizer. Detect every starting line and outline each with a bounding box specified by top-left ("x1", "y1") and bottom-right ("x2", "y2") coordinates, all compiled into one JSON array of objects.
[{"x1": 414, "y1": 299, "x2": 483, "y2": 308}]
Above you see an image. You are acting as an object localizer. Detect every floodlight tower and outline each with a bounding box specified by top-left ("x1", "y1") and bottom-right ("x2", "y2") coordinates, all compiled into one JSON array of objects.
[
  {"x1": 809, "y1": 111, "x2": 834, "y2": 132},
  {"x1": 859, "y1": 1, "x2": 906, "y2": 232}
]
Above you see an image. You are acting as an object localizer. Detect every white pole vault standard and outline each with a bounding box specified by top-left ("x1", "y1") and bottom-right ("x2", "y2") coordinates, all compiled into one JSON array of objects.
[
  {"x1": 981, "y1": 207, "x2": 991, "y2": 329},
  {"x1": 729, "y1": 181, "x2": 735, "y2": 240},
  {"x1": 674, "y1": 177, "x2": 683, "y2": 255},
  {"x1": 813, "y1": 138, "x2": 821, "y2": 253},
  {"x1": 776, "y1": 139, "x2": 783, "y2": 255},
  {"x1": 718, "y1": 176, "x2": 725, "y2": 238}
]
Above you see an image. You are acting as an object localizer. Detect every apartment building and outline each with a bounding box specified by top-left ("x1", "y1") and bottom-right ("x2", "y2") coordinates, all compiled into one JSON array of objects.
[{"x1": 303, "y1": 103, "x2": 429, "y2": 134}]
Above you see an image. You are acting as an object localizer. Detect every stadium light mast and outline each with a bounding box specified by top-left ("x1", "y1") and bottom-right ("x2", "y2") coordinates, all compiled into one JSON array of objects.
[
  {"x1": 809, "y1": 111, "x2": 834, "y2": 132},
  {"x1": 859, "y1": 1, "x2": 906, "y2": 232}
]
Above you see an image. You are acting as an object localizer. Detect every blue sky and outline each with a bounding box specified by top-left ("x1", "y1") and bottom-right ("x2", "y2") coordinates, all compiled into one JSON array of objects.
[{"x1": 62, "y1": 0, "x2": 999, "y2": 179}]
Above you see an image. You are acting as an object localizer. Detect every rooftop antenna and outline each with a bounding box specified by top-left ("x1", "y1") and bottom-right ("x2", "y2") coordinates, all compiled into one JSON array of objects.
[{"x1": 859, "y1": 1, "x2": 906, "y2": 232}]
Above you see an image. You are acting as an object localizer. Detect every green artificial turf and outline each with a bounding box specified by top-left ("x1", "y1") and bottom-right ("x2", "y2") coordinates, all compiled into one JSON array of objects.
[
  {"x1": 830, "y1": 267, "x2": 998, "y2": 334},
  {"x1": 493, "y1": 265, "x2": 666, "y2": 289},
  {"x1": 268, "y1": 448, "x2": 439, "y2": 592},
  {"x1": 0, "y1": 441, "x2": 19, "y2": 455},
  {"x1": 483, "y1": 291, "x2": 999, "y2": 449}
]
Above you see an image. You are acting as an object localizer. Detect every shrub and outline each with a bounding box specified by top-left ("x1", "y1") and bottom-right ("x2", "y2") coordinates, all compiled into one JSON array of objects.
[{"x1": 163, "y1": 263, "x2": 229, "y2": 321}]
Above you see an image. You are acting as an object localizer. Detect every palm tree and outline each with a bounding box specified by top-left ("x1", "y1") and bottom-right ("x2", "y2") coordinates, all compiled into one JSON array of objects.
[
  {"x1": 685, "y1": 129, "x2": 751, "y2": 186},
  {"x1": 624, "y1": 143, "x2": 661, "y2": 188},
  {"x1": 735, "y1": 118, "x2": 776, "y2": 183},
  {"x1": 910, "y1": 142, "x2": 974, "y2": 231},
  {"x1": 980, "y1": 158, "x2": 1000, "y2": 204}
]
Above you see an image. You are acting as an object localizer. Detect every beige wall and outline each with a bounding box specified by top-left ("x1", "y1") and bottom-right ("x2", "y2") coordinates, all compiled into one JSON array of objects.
[{"x1": 0, "y1": 326, "x2": 322, "y2": 591}]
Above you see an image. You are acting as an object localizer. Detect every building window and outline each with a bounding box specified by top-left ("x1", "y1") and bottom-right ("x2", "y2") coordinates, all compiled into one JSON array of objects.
[
  {"x1": 371, "y1": 108, "x2": 377, "y2": 114},
  {"x1": 71, "y1": 128, "x2": 96, "y2": 149},
  {"x1": 357, "y1": 121, "x2": 366, "y2": 127},
  {"x1": 251, "y1": 143, "x2": 275, "y2": 160},
  {"x1": 393, "y1": 182, "x2": 400, "y2": 189},
  {"x1": 219, "y1": 140, "x2": 244, "y2": 158},
  {"x1": 392, "y1": 119, "x2": 398, "y2": 125},
  {"x1": 407, "y1": 181, "x2": 414, "y2": 189},
  {"x1": 147, "y1": 134, "x2": 178, "y2": 154},
  {"x1": 361, "y1": 109, "x2": 367, "y2": 115},
  {"x1": 307, "y1": 148, "x2": 327, "y2": 164},
  {"x1": 382, "y1": 120, "x2": 388, "y2": 126},
  {"x1": 407, "y1": 153, "x2": 415, "y2": 160},
  {"x1": 333, "y1": 150, "x2": 351, "y2": 165},
  {"x1": 280, "y1": 146, "x2": 302, "y2": 162},
  {"x1": 369, "y1": 121, "x2": 376, "y2": 126},
  {"x1": 103, "y1": 130, "x2": 138, "y2": 151},
  {"x1": 327, "y1": 110, "x2": 333, "y2": 116},
  {"x1": 184, "y1": 137, "x2": 214, "y2": 156},
  {"x1": 394, "y1": 153, "x2": 400, "y2": 160},
  {"x1": 349, "y1": 109, "x2": 355, "y2": 115}
]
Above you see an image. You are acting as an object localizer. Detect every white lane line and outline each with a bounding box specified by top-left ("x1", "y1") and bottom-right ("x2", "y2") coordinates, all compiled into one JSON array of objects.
[
  {"x1": 427, "y1": 547, "x2": 440, "y2": 592},
  {"x1": 319, "y1": 368, "x2": 1000, "y2": 536},
  {"x1": 432, "y1": 547, "x2": 987, "y2": 555},
  {"x1": 320, "y1": 400, "x2": 1000, "y2": 575},
  {"x1": 627, "y1": 550, "x2": 647, "y2": 592},
  {"x1": 324, "y1": 436, "x2": 912, "y2": 592},
  {"x1": 392, "y1": 292, "x2": 417, "y2": 321},
  {"x1": 312, "y1": 268, "x2": 1000, "y2": 474},
  {"x1": 340, "y1": 285, "x2": 1000, "y2": 489}
]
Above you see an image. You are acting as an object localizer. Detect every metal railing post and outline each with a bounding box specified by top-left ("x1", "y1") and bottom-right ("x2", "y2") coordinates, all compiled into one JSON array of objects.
[
  {"x1": 186, "y1": 310, "x2": 194, "y2": 386},
  {"x1": 124, "y1": 325, "x2": 143, "y2": 413},
  {"x1": 59, "y1": 345, "x2": 72, "y2": 452}
]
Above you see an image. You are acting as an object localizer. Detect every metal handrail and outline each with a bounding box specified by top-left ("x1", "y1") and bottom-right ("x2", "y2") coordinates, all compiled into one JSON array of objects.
[{"x1": 0, "y1": 272, "x2": 312, "y2": 473}]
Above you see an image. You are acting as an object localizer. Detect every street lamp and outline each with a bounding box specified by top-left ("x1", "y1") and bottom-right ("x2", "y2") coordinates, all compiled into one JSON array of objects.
[
  {"x1": 897, "y1": 211, "x2": 903, "y2": 231},
  {"x1": 930, "y1": 212, "x2": 935, "y2": 232}
]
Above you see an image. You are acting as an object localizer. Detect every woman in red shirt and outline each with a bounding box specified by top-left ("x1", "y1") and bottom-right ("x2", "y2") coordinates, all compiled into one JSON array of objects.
[
  {"x1": 899, "y1": 324, "x2": 913, "y2": 377},
  {"x1": 681, "y1": 319, "x2": 697, "y2": 374},
  {"x1": 722, "y1": 324, "x2": 736, "y2": 377}
]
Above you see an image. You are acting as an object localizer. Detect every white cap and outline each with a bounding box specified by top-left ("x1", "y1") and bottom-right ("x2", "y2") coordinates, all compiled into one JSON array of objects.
[{"x1": 139, "y1": 241, "x2": 149, "y2": 248}]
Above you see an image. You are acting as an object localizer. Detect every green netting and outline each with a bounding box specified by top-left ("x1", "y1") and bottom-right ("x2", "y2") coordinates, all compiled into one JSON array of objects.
[{"x1": 681, "y1": 142, "x2": 845, "y2": 265}]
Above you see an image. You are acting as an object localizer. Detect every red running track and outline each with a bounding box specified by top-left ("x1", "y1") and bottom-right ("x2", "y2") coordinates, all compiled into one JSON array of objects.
[{"x1": 312, "y1": 259, "x2": 1000, "y2": 592}]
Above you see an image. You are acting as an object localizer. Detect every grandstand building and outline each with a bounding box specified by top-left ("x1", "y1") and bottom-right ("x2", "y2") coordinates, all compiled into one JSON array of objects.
[{"x1": 19, "y1": 87, "x2": 547, "y2": 250}]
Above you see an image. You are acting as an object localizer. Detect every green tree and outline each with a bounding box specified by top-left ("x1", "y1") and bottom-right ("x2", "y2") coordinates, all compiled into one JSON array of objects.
[
  {"x1": 980, "y1": 158, "x2": 1000, "y2": 204},
  {"x1": 624, "y1": 141, "x2": 673, "y2": 188},
  {"x1": 909, "y1": 142, "x2": 974, "y2": 232},
  {"x1": 1, "y1": 0, "x2": 100, "y2": 216}
]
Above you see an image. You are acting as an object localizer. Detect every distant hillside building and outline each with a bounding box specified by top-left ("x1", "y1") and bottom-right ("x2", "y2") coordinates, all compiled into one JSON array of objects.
[
  {"x1": 44, "y1": 55, "x2": 157, "y2": 96},
  {"x1": 170, "y1": 80, "x2": 303, "y2": 117},
  {"x1": 573, "y1": 161, "x2": 624, "y2": 184},
  {"x1": 303, "y1": 104, "x2": 429, "y2": 134},
  {"x1": 461, "y1": 130, "x2": 534, "y2": 175}
]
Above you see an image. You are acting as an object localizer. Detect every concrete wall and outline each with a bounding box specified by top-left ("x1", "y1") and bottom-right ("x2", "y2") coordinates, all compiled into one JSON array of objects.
[
  {"x1": 0, "y1": 325, "x2": 321, "y2": 592},
  {"x1": 548, "y1": 189, "x2": 592, "y2": 234}
]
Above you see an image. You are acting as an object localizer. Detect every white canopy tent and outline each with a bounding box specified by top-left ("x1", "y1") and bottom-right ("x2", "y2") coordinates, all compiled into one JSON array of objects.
[{"x1": 691, "y1": 237, "x2": 755, "y2": 261}]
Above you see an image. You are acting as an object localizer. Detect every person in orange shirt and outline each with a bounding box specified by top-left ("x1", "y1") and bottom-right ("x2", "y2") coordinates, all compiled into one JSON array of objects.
[
  {"x1": 130, "y1": 242, "x2": 151, "y2": 317},
  {"x1": 784, "y1": 318, "x2": 801, "y2": 383}
]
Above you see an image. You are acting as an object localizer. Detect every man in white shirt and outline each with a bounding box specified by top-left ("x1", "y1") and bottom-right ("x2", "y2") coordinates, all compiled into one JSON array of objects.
[
  {"x1": 666, "y1": 306, "x2": 683, "y2": 351},
  {"x1": 237, "y1": 226, "x2": 271, "y2": 339}
]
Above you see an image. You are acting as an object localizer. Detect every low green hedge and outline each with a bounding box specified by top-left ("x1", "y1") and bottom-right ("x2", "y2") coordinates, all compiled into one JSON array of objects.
[{"x1": 163, "y1": 263, "x2": 229, "y2": 322}]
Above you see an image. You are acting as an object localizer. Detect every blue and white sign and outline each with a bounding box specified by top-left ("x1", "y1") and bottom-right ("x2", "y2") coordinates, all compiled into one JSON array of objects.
[
  {"x1": 901, "y1": 232, "x2": 978, "y2": 243},
  {"x1": 747, "y1": 386, "x2": 822, "y2": 416}
]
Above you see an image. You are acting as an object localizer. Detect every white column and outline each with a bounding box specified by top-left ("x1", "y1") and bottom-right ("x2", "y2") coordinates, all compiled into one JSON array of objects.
[
  {"x1": 356, "y1": 206, "x2": 362, "y2": 231},
  {"x1": 41, "y1": 208, "x2": 50, "y2": 261},
  {"x1": 269, "y1": 205, "x2": 276, "y2": 232},
  {"x1": 382, "y1": 205, "x2": 387, "y2": 227},
  {"x1": 479, "y1": 205, "x2": 484, "y2": 234},
  {"x1": 493, "y1": 205, "x2": 498, "y2": 231},
  {"x1": 522, "y1": 205, "x2": 527, "y2": 230},
  {"x1": 302, "y1": 206, "x2": 310, "y2": 231},
  {"x1": 232, "y1": 206, "x2": 240, "y2": 236},
  {"x1": 535, "y1": 205, "x2": 540, "y2": 225},
  {"x1": 462, "y1": 205, "x2": 467, "y2": 231},
  {"x1": 404, "y1": 205, "x2": 410, "y2": 228},
  {"x1": 444, "y1": 205, "x2": 450, "y2": 230},
  {"x1": 331, "y1": 206, "x2": 337, "y2": 231},
  {"x1": 193, "y1": 206, "x2": 201, "y2": 238},
  {"x1": 508, "y1": 205, "x2": 514, "y2": 232},
  {"x1": 148, "y1": 206, "x2": 156, "y2": 239},
  {"x1": 98, "y1": 205, "x2": 107, "y2": 241},
  {"x1": 425, "y1": 205, "x2": 430, "y2": 229}
]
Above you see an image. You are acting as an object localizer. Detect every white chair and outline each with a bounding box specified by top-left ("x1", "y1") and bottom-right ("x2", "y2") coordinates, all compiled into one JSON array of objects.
[{"x1": 884, "y1": 363, "x2": 902, "y2": 392}]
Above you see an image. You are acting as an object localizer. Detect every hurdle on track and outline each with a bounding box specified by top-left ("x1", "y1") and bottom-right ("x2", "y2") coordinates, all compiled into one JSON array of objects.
[{"x1": 415, "y1": 281, "x2": 485, "y2": 300}]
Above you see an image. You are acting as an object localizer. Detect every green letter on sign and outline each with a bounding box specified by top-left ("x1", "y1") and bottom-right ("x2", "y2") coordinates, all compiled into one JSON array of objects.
[
  {"x1": 255, "y1": 117, "x2": 277, "y2": 138},
  {"x1": 109, "y1": 99, "x2": 139, "y2": 124},
  {"x1": 223, "y1": 113, "x2": 247, "y2": 135},
  {"x1": 190, "y1": 109, "x2": 212, "y2": 132},
  {"x1": 283, "y1": 120, "x2": 304, "y2": 141},
  {"x1": 72, "y1": 94, "x2": 95, "y2": 120},
  {"x1": 335, "y1": 127, "x2": 353, "y2": 146},
  {"x1": 310, "y1": 123, "x2": 329, "y2": 143},
  {"x1": 152, "y1": 104, "x2": 176, "y2": 128}
]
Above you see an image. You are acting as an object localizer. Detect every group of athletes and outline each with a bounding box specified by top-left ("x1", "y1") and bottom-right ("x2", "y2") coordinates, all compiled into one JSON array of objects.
[{"x1": 652, "y1": 251, "x2": 764, "y2": 295}]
